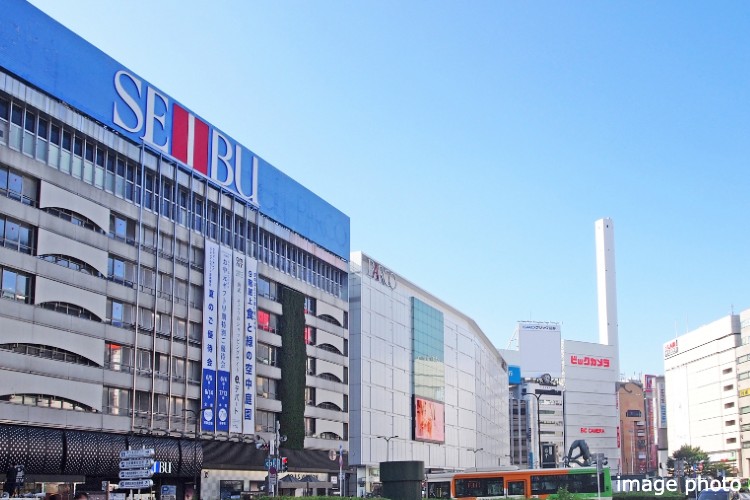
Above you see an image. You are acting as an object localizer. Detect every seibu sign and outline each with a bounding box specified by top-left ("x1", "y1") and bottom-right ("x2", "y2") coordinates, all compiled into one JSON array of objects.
[
  {"x1": 367, "y1": 258, "x2": 397, "y2": 289},
  {"x1": 113, "y1": 70, "x2": 259, "y2": 206},
  {"x1": 569, "y1": 355, "x2": 610, "y2": 368}
]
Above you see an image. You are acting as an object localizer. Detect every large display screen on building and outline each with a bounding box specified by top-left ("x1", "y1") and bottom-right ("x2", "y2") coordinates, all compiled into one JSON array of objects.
[{"x1": 414, "y1": 396, "x2": 445, "y2": 443}]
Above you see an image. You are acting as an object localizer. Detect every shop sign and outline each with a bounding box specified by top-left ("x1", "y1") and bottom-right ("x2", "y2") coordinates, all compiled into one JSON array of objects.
[
  {"x1": 580, "y1": 427, "x2": 605, "y2": 434},
  {"x1": 570, "y1": 355, "x2": 610, "y2": 368},
  {"x1": 664, "y1": 339, "x2": 678, "y2": 358},
  {"x1": 367, "y1": 258, "x2": 397, "y2": 289}
]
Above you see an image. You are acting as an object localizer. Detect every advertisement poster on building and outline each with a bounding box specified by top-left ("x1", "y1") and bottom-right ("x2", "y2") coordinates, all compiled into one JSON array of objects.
[{"x1": 414, "y1": 397, "x2": 445, "y2": 443}]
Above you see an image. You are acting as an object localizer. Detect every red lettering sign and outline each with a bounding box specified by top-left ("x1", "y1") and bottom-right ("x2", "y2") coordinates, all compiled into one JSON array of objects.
[
  {"x1": 570, "y1": 355, "x2": 611, "y2": 368},
  {"x1": 580, "y1": 427, "x2": 605, "y2": 434}
]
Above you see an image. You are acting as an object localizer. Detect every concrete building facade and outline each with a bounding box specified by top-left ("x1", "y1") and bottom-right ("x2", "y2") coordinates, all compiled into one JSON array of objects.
[
  {"x1": 664, "y1": 312, "x2": 743, "y2": 476},
  {"x1": 348, "y1": 252, "x2": 509, "y2": 496},
  {"x1": 0, "y1": 2, "x2": 350, "y2": 497}
]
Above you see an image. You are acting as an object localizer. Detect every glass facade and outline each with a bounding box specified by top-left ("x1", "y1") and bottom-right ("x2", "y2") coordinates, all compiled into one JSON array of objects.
[{"x1": 412, "y1": 297, "x2": 445, "y2": 402}]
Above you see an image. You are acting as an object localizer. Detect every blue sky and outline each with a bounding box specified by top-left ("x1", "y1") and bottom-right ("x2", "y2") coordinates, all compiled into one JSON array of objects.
[{"x1": 27, "y1": 1, "x2": 750, "y2": 377}]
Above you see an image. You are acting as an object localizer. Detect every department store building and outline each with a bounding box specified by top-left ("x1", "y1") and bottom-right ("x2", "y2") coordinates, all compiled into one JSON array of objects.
[
  {"x1": 348, "y1": 252, "x2": 510, "y2": 496},
  {"x1": 0, "y1": 1, "x2": 350, "y2": 498}
]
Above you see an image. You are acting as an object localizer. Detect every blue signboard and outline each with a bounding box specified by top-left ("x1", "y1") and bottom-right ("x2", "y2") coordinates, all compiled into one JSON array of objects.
[
  {"x1": 508, "y1": 365, "x2": 522, "y2": 385},
  {"x1": 0, "y1": 0, "x2": 349, "y2": 259}
]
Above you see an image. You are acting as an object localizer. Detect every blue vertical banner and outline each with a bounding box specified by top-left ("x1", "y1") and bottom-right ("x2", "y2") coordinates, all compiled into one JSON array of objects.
[
  {"x1": 243, "y1": 258, "x2": 258, "y2": 435},
  {"x1": 216, "y1": 246, "x2": 232, "y2": 433},
  {"x1": 230, "y1": 251, "x2": 246, "y2": 433},
  {"x1": 201, "y1": 240, "x2": 219, "y2": 432}
]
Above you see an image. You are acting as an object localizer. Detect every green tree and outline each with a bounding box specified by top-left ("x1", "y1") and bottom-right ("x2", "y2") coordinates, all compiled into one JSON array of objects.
[
  {"x1": 671, "y1": 444, "x2": 708, "y2": 465},
  {"x1": 670, "y1": 444, "x2": 734, "y2": 478}
]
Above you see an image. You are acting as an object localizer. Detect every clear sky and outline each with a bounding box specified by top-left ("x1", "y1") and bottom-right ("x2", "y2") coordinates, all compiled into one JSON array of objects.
[{"x1": 27, "y1": 0, "x2": 750, "y2": 378}]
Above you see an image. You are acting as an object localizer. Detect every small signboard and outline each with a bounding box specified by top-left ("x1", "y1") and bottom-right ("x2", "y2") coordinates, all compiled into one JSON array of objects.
[
  {"x1": 119, "y1": 469, "x2": 154, "y2": 480},
  {"x1": 161, "y1": 485, "x2": 177, "y2": 500},
  {"x1": 120, "y1": 449, "x2": 155, "y2": 460},
  {"x1": 120, "y1": 459, "x2": 155, "y2": 469},
  {"x1": 118, "y1": 479, "x2": 154, "y2": 490}
]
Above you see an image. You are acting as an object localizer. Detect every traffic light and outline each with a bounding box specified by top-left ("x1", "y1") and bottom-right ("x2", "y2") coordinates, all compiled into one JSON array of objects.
[{"x1": 281, "y1": 457, "x2": 288, "y2": 472}]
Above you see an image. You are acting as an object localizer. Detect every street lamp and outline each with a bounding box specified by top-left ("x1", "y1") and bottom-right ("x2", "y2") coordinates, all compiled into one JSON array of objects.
[
  {"x1": 376, "y1": 435, "x2": 399, "y2": 462},
  {"x1": 526, "y1": 392, "x2": 543, "y2": 469},
  {"x1": 184, "y1": 406, "x2": 212, "y2": 500},
  {"x1": 469, "y1": 448, "x2": 483, "y2": 468}
]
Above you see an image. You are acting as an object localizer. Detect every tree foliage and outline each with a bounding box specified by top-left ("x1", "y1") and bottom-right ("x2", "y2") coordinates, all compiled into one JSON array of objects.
[
  {"x1": 670, "y1": 444, "x2": 734, "y2": 478},
  {"x1": 671, "y1": 444, "x2": 708, "y2": 465}
]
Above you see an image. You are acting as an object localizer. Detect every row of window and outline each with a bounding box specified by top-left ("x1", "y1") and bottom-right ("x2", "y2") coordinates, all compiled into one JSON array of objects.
[
  {"x1": 0, "y1": 389, "x2": 345, "y2": 439},
  {"x1": 0, "y1": 343, "x2": 98, "y2": 366},
  {"x1": 0, "y1": 394, "x2": 91, "y2": 412},
  {"x1": 1, "y1": 94, "x2": 347, "y2": 300}
]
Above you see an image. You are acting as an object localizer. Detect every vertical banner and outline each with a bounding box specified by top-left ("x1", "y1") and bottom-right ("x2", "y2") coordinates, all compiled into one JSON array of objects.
[
  {"x1": 243, "y1": 258, "x2": 258, "y2": 434},
  {"x1": 216, "y1": 246, "x2": 232, "y2": 433},
  {"x1": 230, "y1": 251, "x2": 246, "y2": 433},
  {"x1": 201, "y1": 240, "x2": 219, "y2": 432}
]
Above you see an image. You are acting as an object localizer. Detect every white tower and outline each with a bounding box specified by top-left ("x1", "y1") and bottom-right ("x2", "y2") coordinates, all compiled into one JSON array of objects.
[{"x1": 595, "y1": 218, "x2": 619, "y2": 378}]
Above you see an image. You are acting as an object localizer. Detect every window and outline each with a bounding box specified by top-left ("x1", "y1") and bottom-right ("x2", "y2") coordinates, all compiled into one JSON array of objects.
[
  {"x1": 726, "y1": 420, "x2": 736, "y2": 426},
  {"x1": 189, "y1": 321, "x2": 201, "y2": 344},
  {"x1": 257, "y1": 343, "x2": 278, "y2": 366},
  {"x1": 256, "y1": 377, "x2": 277, "y2": 399},
  {"x1": 39, "y1": 301, "x2": 101, "y2": 321},
  {"x1": 0, "y1": 343, "x2": 97, "y2": 366},
  {"x1": 175, "y1": 279, "x2": 188, "y2": 304},
  {"x1": 108, "y1": 299, "x2": 134, "y2": 328},
  {"x1": 724, "y1": 367, "x2": 734, "y2": 375},
  {"x1": 154, "y1": 352, "x2": 170, "y2": 378},
  {"x1": 306, "y1": 357, "x2": 316, "y2": 376},
  {"x1": 305, "y1": 417, "x2": 316, "y2": 437},
  {"x1": 305, "y1": 387, "x2": 316, "y2": 406},
  {"x1": 0, "y1": 216, "x2": 34, "y2": 254},
  {"x1": 105, "y1": 343, "x2": 134, "y2": 371},
  {"x1": 255, "y1": 410, "x2": 276, "y2": 433},
  {"x1": 159, "y1": 272, "x2": 173, "y2": 298},
  {"x1": 304, "y1": 296, "x2": 316, "y2": 315},
  {"x1": 173, "y1": 318, "x2": 187, "y2": 339},
  {"x1": 42, "y1": 207, "x2": 103, "y2": 233},
  {"x1": 304, "y1": 326, "x2": 316, "y2": 345},
  {"x1": 41, "y1": 254, "x2": 102, "y2": 277},
  {"x1": 258, "y1": 275, "x2": 278, "y2": 301},
  {"x1": 0, "y1": 266, "x2": 32, "y2": 303},
  {"x1": 258, "y1": 310, "x2": 278, "y2": 333},
  {"x1": 109, "y1": 213, "x2": 135, "y2": 243},
  {"x1": 187, "y1": 360, "x2": 201, "y2": 383},
  {"x1": 104, "y1": 387, "x2": 131, "y2": 416},
  {"x1": 107, "y1": 255, "x2": 134, "y2": 285},
  {"x1": 0, "y1": 165, "x2": 37, "y2": 206},
  {"x1": 172, "y1": 357, "x2": 185, "y2": 380},
  {"x1": 725, "y1": 402, "x2": 736, "y2": 409}
]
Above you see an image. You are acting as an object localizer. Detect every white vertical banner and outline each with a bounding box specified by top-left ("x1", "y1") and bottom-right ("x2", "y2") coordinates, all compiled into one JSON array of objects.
[
  {"x1": 243, "y1": 257, "x2": 258, "y2": 434},
  {"x1": 200, "y1": 240, "x2": 219, "y2": 432},
  {"x1": 230, "y1": 250, "x2": 246, "y2": 433},
  {"x1": 216, "y1": 245, "x2": 232, "y2": 433}
]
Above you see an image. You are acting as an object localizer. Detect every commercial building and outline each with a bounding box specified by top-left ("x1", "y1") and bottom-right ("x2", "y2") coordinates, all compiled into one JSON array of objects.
[
  {"x1": 502, "y1": 322, "x2": 565, "y2": 469},
  {"x1": 664, "y1": 312, "x2": 746, "y2": 476},
  {"x1": 500, "y1": 219, "x2": 622, "y2": 473},
  {"x1": 348, "y1": 252, "x2": 509, "y2": 496},
  {"x1": 563, "y1": 339, "x2": 619, "y2": 473},
  {"x1": 0, "y1": 1, "x2": 349, "y2": 498},
  {"x1": 617, "y1": 381, "x2": 648, "y2": 474}
]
